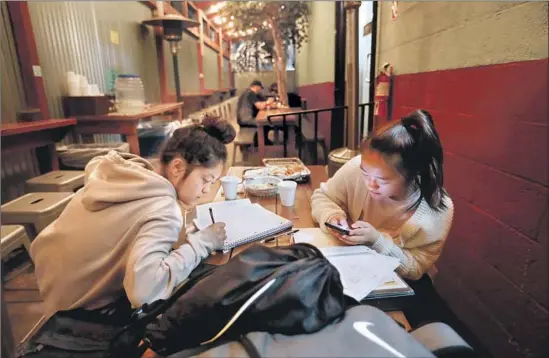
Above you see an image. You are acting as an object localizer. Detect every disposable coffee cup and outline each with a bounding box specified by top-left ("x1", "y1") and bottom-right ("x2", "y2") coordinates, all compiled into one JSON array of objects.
[
  {"x1": 278, "y1": 180, "x2": 297, "y2": 207},
  {"x1": 221, "y1": 176, "x2": 239, "y2": 200}
]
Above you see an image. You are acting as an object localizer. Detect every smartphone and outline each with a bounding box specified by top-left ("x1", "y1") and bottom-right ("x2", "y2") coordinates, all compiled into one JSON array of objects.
[{"x1": 325, "y1": 222, "x2": 351, "y2": 236}]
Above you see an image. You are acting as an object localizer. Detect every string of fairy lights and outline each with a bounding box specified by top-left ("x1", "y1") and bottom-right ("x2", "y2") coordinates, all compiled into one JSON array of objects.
[{"x1": 207, "y1": 1, "x2": 277, "y2": 38}]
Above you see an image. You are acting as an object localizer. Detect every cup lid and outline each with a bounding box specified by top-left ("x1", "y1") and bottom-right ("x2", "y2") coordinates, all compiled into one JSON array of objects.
[{"x1": 278, "y1": 180, "x2": 297, "y2": 188}]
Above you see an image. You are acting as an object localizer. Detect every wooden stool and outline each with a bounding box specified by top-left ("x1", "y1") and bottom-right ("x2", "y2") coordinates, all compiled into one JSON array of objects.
[
  {"x1": 1, "y1": 225, "x2": 31, "y2": 260},
  {"x1": 231, "y1": 127, "x2": 257, "y2": 166},
  {"x1": 1, "y1": 192, "x2": 74, "y2": 240},
  {"x1": 26, "y1": 170, "x2": 85, "y2": 193}
]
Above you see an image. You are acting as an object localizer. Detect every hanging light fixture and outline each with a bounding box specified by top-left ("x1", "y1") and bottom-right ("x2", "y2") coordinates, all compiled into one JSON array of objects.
[{"x1": 143, "y1": 13, "x2": 199, "y2": 102}]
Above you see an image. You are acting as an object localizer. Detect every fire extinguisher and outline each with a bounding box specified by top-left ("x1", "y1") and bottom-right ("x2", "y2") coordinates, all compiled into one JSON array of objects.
[{"x1": 374, "y1": 63, "x2": 393, "y2": 123}]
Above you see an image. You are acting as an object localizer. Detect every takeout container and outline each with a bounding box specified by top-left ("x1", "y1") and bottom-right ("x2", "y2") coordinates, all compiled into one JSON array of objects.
[{"x1": 262, "y1": 157, "x2": 311, "y2": 183}]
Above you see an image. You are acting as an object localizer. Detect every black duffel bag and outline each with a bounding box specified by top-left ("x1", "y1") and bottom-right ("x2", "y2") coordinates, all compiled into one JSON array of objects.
[
  {"x1": 124, "y1": 243, "x2": 347, "y2": 357},
  {"x1": 20, "y1": 243, "x2": 347, "y2": 358}
]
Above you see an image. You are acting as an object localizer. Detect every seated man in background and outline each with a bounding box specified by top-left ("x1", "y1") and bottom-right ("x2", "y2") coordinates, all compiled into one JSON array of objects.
[{"x1": 237, "y1": 80, "x2": 275, "y2": 145}]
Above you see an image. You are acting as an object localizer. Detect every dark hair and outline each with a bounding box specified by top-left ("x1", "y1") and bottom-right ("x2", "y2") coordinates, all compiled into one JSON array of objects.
[
  {"x1": 250, "y1": 80, "x2": 263, "y2": 88},
  {"x1": 362, "y1": 109, "x2": 447, "y2": 211},
  {"x1": 160, "y1": 114, "x2": 236, "y2": 170}
]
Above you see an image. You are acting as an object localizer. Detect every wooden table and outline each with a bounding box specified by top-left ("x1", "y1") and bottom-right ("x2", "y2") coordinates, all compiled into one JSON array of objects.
[
  {"x1": 255, "y1": 107, "x2": 304, "y2": 159},
  {"x1": 144, "y1": 166, "x2": 410, "y2": 357},
  {"x1": 73, "y1": 102, "x2": 183, "y2": 156},
  {"x1": 1, "y1": 119, "x2": 76, "y2": 173},
  {"x1": 200, "y1": 166, "x2": 411, "y2": 329}
]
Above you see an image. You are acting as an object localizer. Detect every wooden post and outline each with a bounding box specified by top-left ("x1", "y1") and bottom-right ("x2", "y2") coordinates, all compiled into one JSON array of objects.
[
  {"x1": 197, "y1": 10, "x2": 205, "y2": 93},
  {"x1": 228, "y1": 40, "x2": 234, "y2": 89},
  {"x1": 218, "y1": 29, "x2": 223, "y2": 90},
  {"x1": 154, "y1": 27, "x2": 168, "y2": 103},
  {"x1": 7, "y1": 1, "x2": 50, "y2": 119}
]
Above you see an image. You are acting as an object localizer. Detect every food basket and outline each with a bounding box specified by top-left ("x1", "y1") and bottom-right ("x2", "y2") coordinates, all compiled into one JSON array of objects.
[
  {"x1": 243, "y1": 176, "x2": 282, "y2": 197},
  {"x1": 261, "y1": 157, "x2": 311, "y2": 183}
]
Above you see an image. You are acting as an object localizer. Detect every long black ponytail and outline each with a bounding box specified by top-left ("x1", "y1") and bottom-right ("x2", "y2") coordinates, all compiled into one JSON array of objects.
[{"x1": 363, "y1": 109, "x2": 447, "y2": 211}]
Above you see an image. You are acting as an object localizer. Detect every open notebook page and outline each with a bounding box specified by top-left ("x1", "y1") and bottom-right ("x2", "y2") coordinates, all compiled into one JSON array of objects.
[
  {"x1": 195, "y1": 199, "x2": 252, "y2": 229},
  {"x1": 195, "y1": 201, "x2": 292, "y2": 251}
]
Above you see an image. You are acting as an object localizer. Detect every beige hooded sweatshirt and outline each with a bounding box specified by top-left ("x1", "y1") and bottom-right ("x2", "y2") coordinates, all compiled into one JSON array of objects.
[{"x1": 30, "y1": 151, "x2": 215, "y2": 319}]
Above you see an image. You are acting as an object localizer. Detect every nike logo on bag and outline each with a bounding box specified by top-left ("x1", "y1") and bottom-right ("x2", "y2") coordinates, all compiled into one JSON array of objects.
[{"x1": 353, "y1": 321, "x2": 406, "y2": 358}]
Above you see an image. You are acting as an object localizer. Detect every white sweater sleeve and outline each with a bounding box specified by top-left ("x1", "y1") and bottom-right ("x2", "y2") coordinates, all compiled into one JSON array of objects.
[
  {"x1": 371, "y1": 200, "x2": 454, "y2": 281},
  {"x1": 123, "y1": 211, "x2": 213, "y2": 307},
  {"x1": 311, "y1": 159, "x2": 356, "y2": 229}
]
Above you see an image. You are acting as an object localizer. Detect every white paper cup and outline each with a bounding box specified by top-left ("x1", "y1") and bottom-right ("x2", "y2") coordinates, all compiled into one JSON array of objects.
[
  {"x1": 221, "y1": 176, "x2": 239, "y2": 200},
  {"x1": 278, "y1": 181, "x2": 297, "y2": 207}
]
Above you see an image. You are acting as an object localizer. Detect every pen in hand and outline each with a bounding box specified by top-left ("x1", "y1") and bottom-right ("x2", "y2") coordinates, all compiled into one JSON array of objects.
[
  {"x1": 208, "y1": 207, "x2": 222, "y2": 255},
  {"x1": 209, "y1": 207, "x2": 215, "y2": 224}
]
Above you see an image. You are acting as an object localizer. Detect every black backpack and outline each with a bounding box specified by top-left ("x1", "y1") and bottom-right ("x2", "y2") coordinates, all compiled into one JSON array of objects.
[{"x1": 111, "y1": 243, "x2": 347, "y2": 357}]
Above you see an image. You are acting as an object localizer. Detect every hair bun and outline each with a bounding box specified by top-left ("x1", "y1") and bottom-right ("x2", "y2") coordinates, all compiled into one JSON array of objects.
[{"x1": 201, "y1": 114, "x2": 237, "y2": 145}]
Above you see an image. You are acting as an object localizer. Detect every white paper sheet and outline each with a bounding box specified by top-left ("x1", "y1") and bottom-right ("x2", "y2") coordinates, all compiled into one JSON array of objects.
[
  {"x1": 320, "y1": 246, "x2": 401, "y2": 302},
  {"x1": 292, "y1": 231, "x2": 314, "y2": 244}
]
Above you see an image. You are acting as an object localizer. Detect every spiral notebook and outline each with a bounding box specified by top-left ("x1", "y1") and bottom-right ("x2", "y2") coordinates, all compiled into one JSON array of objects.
[{"x1": 194, "y1": 199, "x2": 293, "y2": 252}]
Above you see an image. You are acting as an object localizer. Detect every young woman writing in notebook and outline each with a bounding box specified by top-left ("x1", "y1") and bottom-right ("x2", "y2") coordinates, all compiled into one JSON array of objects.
[
  {"x1": 31, "y1": 115, "x2": 235, "y2": 323},
  {"x1": 311, "y1": 109, "x2": 454, "y2": 282}
]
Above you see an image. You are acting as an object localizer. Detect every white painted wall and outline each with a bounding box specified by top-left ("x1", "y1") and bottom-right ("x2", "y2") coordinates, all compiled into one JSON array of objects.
[
  {"x1": 376, "y1": 1, "x2": 548, "y2": 75},
  {"x1": 295, "y1": 1, "x2": 335, "y2": 87}
]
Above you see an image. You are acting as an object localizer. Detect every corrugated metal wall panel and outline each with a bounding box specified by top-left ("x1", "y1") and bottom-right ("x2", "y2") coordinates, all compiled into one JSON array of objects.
[
  {"x1": 1, "y1": 1, "x2": 26, "y2": 123},
  {"x1": 28, "y1": 1, "x2": 161, "y2": 144},
  {"x1": 91, "y1": 1, "x2": 161, "y2": 103},
  {"x1": 1, "y1": 2, "x2": 40, "y2": 204},
  {"x1": 165, "y1": 32, "x2": 200, "y2": 94},
  {"x1": 1, "y1": 151, "x2": 41, "y2": 204},
  {"x1": 203, "y1": 46, "x2": 219, "y2": 90},
  {"x1": 29, "y1": 2, "x2": 102, "y2": 119},
  {"x1": 223, "y1": 57, "x2": 230, "y2": 89}
]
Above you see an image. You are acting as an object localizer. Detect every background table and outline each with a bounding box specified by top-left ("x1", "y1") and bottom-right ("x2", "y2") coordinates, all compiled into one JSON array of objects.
[
  {"x1": 255, "y1": 107, "x2": 303, "y2": 158},
  {"x1": 73, "y1": 102, "x2": 183, "y2": 156},
  {"x1": 1, "y1": 119, "x2": 76, "y2": 173}
]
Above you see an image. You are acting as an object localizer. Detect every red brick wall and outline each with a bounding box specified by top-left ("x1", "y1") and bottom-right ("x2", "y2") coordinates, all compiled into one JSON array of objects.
[
  {"x1": 298, "y1": 82, "x2": 335, "y2": 148},
  {"x1": 388, "y1": 59, "x2": 548, "y2": 358}
]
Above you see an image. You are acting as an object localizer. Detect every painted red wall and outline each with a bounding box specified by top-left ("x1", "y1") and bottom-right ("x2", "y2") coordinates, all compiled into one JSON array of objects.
[
  {"x1": 298, "y1": 81, "x2": 335, "y2": 149},
  {"x1": 387, "y1": 58, "x2": 548, "y2": 358}
]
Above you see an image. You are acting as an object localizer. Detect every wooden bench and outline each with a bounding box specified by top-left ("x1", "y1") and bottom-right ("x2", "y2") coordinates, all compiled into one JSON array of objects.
[{"x1": 231, "y1": 127, "x2": 257, "y2": 166}]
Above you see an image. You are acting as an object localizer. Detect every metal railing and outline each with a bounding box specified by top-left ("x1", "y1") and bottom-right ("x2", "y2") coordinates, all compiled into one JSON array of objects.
[
  {"x1": 265, "y1": 103, "x2": 374, "y2": 163},
  {"x1": 266, "y1": 106, "x2": 347, "y2": 163}
]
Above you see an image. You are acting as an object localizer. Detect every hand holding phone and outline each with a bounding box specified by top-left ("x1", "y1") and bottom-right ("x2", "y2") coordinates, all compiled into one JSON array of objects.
[
  {"x1": 325, "y1": 215, "x2": 350, "y2": 239},
  {"x1": 325, "y1": 221, "x2": 351, "y2": 236}
]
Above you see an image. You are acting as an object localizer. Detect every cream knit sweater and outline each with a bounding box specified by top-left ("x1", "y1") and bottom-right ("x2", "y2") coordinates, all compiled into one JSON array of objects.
[{"x1": 311, "y1": 156, "x2": 454, "y2": 280}]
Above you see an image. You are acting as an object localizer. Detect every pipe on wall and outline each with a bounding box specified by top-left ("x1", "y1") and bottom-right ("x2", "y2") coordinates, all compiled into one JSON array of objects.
[{"x1": 331, "y1": 1, "x2": 347, "y2": 150}]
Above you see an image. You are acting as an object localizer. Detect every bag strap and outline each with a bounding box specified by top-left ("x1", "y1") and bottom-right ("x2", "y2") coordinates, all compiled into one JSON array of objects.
[
  {"x1": 108, "y1": 264, "x2": 217, "y2": 357},
  {"x1": 238, "y1": 335, "x2": 262, "y2": 358}
]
